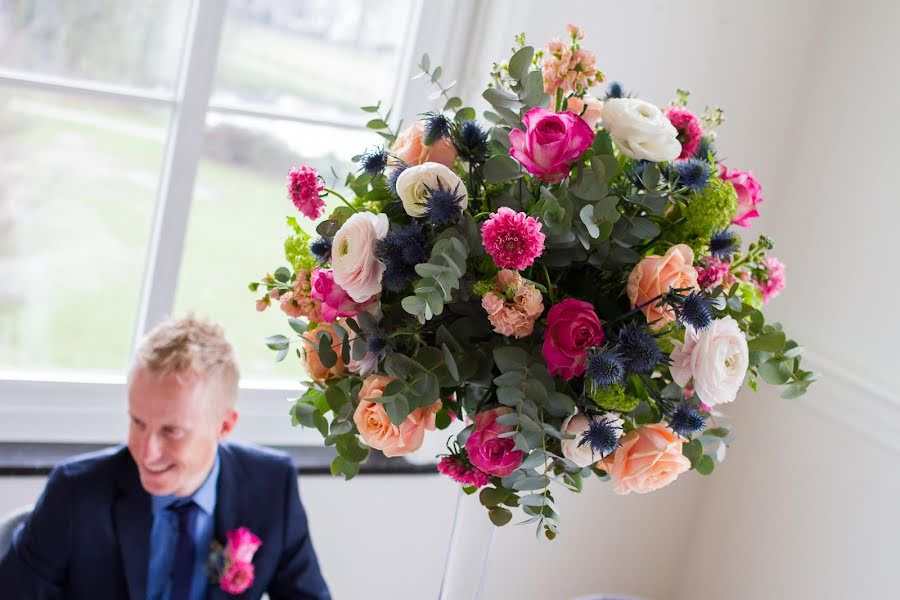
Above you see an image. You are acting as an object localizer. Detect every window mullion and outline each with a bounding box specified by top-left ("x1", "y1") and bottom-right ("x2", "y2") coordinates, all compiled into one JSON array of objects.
[{"x1": 132, "y1": 0, "x2": 228, "y2": 345}]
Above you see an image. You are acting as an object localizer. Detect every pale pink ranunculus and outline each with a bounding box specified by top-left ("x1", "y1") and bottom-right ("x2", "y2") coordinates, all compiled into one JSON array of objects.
[
  {"x1": 669, "y1": 316, "x2": 749, "y2": 407},
  {"x1": 465, "y1": 407, "x2": 524, "y2": 477},
  {"x1": 353, "y1": 375, "x2": 441, "y2": 457},
  {"x1": 564, "y1": 94, "x2": 603, "y2": 129},
  {"x1": 627, "y1": 244, "x2": 699, "y2": 329},
  {"x1": 390, "y1": 122, "x2": 457, "y2": 168},
  {"x1": 509, "y1": 107, "x2": 594, "y2": 183},
  {"x1": 331, "y1": 211, "x2": 388, "y2": 302},
  {"x1": 599, "y1": 423, "x2": 691, "y2": 495},
  {"x1": 481, "y1": 270, "x2": 544, "y2": 338},
  {"x1": 301, "y1": 323, "x2": 348, "y2": 383},
  {"x1": 542, "y1": 298, "x2": 605, "y2": 380},
  {"x1": 225, "y1": 527, "x2": 262, "y2": 564},
  {"x1": 220, "y1": 560, "x2": 255, "y2": 594},
  {"x1": 719, "y1": 164, "x2": 763, "y2": 228},
  {"x1": 310, "y1": 267, "x2": 372, "y2": 322}
]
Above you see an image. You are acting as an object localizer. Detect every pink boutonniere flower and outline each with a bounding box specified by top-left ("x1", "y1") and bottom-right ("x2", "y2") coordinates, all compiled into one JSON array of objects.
[{"x1": 207, "y1": 527, "x2": 262, "y2": 595}]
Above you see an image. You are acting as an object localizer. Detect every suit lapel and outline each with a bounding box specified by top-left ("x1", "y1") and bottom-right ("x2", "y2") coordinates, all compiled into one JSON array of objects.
[
  {"x1": 112, "y1": 453, "x2": 152, "y2": 600},
  {"x1": 208, "y1": 444, "x2": 245, "y2": 600}
]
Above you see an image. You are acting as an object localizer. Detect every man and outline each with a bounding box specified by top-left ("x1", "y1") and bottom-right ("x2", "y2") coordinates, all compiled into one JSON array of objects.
[{"x1": 0, "y1": 314, "x2": 331, "y2": 599}]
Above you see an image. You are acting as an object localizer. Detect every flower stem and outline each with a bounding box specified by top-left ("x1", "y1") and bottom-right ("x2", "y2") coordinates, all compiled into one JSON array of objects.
[
  {"x1": 325, "y1": 188, "x2": 358, "y2": 213},
  {"x1": 542, "y1": 265, "x2": 556, "y2": 304}
]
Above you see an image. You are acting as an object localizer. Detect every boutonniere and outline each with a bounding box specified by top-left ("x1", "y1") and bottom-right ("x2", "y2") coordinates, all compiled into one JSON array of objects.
[{"x1": 207, "y1": 527, "x2": 263, "y2": 594}]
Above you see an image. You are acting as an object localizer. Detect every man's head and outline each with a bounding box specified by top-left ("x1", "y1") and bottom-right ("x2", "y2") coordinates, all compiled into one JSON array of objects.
[{"x1": 127, "y1": 314, "x2": 240, "y2": 497}]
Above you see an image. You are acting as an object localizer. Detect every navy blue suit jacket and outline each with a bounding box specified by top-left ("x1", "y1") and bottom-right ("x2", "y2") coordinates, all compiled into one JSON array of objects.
[{"x1": 0, "y1": 443, "x2": 331, "y2": 600}]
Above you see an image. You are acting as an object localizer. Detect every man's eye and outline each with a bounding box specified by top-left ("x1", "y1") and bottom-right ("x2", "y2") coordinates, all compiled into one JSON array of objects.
[{"x1": 162, "y1": 427, "x2": 183, "y2": 438}]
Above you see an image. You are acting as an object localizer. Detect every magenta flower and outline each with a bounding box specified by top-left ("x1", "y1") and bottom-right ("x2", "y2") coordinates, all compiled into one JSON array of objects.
[
  {"x1": 437, "y1": 455, "x2": 490, "y2": 488},
  {"x1": 309, "y1": 267, "x2": 373, "y2": 322},
  {"x1": 665, "y1": 106, "x2": 704, "y2": 160},
  {"x1": 480, "y1": 207, "x2": 545, "y2": 270},
  {"x1": 697, "y1": 257, "x2": 733, "y2": 291},
  {"x1": 287, "y1": 165, "x2": 325, "y2": 219},
  {"x1": 224, "y1": 527, "x2": 262, "y2": 564},
  {"x1": 465, "y1": 407, "x2": 524, "y2": 477},
  {"x1": 542, "y1": 298, "x2": 605, "y2": 380},
  {"x1": 755, "y1": 256, "x2": 786, "y2": 303},
  {"x1": 220, "y1": 561, "x2": 255, "y2": 594},
  {"x1": 719, "y1": 164, "x2": 763, "y2": 228},
  {"x1": 509, "y1": 107, "x2": 594, "y2": 183}
]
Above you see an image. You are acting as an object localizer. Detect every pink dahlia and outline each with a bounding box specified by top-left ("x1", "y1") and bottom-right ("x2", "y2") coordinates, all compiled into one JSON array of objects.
[
  {"x1": 697, "y1": 257, "x2": 733, "y2": 291},
  {"x1": 480, "y1": 207, "x2": 545, "y2": 270},
  {"x1": 287, "y1": 165, "x2": 325, "y2": 219},
  {"x1": 437, "y1": 455, "x2": 490, "y2": 488},
  {"x1": 755, "y1": 256, "x2": 786, "y2": 303},
  {"x1": 665, "y1": 107, "x2": 704, "y2": 160}
]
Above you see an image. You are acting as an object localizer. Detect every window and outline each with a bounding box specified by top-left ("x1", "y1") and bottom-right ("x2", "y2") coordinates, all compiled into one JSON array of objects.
[{"x1": 0, "y1": 0, "x2": 471, "y2": 444}]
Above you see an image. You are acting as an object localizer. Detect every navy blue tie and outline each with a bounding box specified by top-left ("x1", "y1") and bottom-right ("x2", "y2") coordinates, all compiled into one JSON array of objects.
[{"x1": 168, "y1": 500, "x2": 199, "y2": 600}]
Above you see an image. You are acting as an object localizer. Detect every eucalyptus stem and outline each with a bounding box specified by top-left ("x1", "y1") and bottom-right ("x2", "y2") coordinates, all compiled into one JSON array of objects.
[{"x1": 542, "y1": 265, "x2": 556, "y2": 304}]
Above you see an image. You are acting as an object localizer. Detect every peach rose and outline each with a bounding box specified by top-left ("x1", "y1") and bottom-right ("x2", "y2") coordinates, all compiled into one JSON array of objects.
[
  {"x1": 599, "y1": 423, "x2": 691, "y2": 495},
  {"x1": 301, "y1": 323, "x2": 347, "y2": 383},
  {"x1": 627, "y1": 244, "x2": 699, "y2": 328},
  {"x1": 353, "y1": 374, "x2": 441, "y2": 457},
  {"x1": 390, "y1": 122, "x2": 457, "y2": 168}
]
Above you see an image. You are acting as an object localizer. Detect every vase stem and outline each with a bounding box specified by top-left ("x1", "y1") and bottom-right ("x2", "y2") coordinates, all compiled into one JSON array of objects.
[{"x1": 438, "y1": 487, "x2": 496, "y2": 600}]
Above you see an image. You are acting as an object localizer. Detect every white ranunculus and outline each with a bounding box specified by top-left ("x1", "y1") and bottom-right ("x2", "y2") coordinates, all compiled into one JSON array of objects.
[
  {"x1": 395, "y1": 162, "x2": 468, "y2": 218},
  {"x1": 601, "y1": 98, "x2": 681, "y2": 162},
  {"x1": 560, "y1": 410, "x2": 624, "y2": 467},
  {"x1": 331, "y1": 211, "x2": 389, "y2": 302},
  {"x1": 669, "y1": 316, "x2": 749, "y2": 407}
]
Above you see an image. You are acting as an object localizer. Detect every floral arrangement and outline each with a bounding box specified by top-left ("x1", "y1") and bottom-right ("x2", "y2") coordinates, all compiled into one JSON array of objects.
[
  {"x1": 207, "y1": 527, "x2": 262, "y2": 594},
  {"x1": 252, "y1": 26, "x2": 814, "y2": 539}
]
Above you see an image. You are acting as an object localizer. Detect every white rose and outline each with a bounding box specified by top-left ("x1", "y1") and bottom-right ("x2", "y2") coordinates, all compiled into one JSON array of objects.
[
  {"x1": 331, "y1": 211, "x2": 389, "y2": 302},
  {"x1": 601, "y1": 98, "x2": 681, "y2": 162},
  {"x1": 560, "y1": 410, "x2": 624, "y2": 467},
  {"x1": 395, "y1": 162, "x2": 468, "y2": 218},
  {"x1": 669, "y1": 316, "x2": 749, "y2": 407}
]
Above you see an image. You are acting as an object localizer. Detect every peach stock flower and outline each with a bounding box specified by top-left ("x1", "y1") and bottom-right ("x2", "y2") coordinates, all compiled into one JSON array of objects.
[
  {"x1": 279, "y1": 269, "x2": 324, "y2": 321},
  {"x1": 353, "y1": 374, "x2": 441, "y2": 457},
  {"x1": 627, "y1": 244, "x2": 699, "y2": 328},
  {"x1": 599, "y1": 423, "x2": 691, "y2": 495},
  {"x1": 390, "y1": 122, "x2": 457, "y2": 168},
  {"x1": 481, "y1": 270, "x2": 544, "y2": 338},
  {"x1": 564, "y1": 94, "x2": 603, "y2": 128},
  {"x1": 301, "y1": 323, "x2": 347, "y2": 383}
]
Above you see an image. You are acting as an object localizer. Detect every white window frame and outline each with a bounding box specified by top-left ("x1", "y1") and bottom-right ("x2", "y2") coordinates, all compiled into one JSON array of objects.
[{"x1": 0, "y1": 0, "x2": 477, "y2": 445}]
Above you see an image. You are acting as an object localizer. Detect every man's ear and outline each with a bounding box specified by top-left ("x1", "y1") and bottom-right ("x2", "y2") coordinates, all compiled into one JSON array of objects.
[{"x1": 218, "y1": 408, "x2": 239, "y2": 440}]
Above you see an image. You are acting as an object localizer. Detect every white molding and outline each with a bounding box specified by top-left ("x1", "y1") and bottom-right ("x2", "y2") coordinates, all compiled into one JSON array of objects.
[
  {"x1": 0, "y1": 68, "x2": 176, "y2": 106},
  {"x1": 800, "y1": 352, "x2": 900, "y2": 453}
]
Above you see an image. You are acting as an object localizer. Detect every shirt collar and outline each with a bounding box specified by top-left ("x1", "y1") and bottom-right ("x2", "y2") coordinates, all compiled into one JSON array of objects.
[{"x1": 150, "y1": 449, "x2": 220, "y2": 516}]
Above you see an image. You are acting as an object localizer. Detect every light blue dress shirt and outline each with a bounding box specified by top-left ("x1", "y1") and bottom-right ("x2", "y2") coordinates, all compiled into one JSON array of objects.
[{"x1": 147, "y1": 453, "x2": 220, "y2": 600}]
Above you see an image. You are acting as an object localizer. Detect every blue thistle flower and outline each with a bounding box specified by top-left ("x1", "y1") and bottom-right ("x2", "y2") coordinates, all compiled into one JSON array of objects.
[
  {"x1": 386, "y1": 162, "x2": 408, "y2": 196},
  {"x1": 423, "y1": 179, "x2": 465, "y2": 226},
  {"x1": 376, "y1": 225, "x2": 427, "y2": 292},
  {"x1": 605, "y1": 81, "x2": 627, "y2": 99},
  {"x1": 669, "y1": 404, "x2": 705, "y2": 436},
  {"x1": 578, "y1": 416, "x2": 622, "y2": 459},
  {"x1": 585, "y1": 347, "x2": 626, "y2": 388},
  {"x1": 678, "y1": 291, "x2": 713, "y2": 330},
  {"x1": 455, "y1": 120, "x2": 489, "y2": 164},
  {"x1": 709, "y1": 228, "x2": 740, "y2": 260},
  {"x1": 359, "y1": 147, "x2": 388, "y2": 175},
  {"x1": 693, "y1": 137, "x2": 717, "y2": 163},
  {"x1": 615, "y1": 322, "x2": 665, "y2": 375},
  {"x1": 309, "y1": 237, "x2": 332, "y2": 263},
  {"x1": 367, "y1": 333, "x2": 388, "y2": 357},
  {"x1": 422, "y1": 112, "x2": 451, "y2": 146},
  {"x1": 674, "y1": 158, "x2": 711, "y2": 192}
]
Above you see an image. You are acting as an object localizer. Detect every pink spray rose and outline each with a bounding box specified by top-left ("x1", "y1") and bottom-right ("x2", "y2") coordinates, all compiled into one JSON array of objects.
[
  {"x1": 509, "y1": 107, "x2": 594, "y2": 183},
  {"x1": 465, "y1": 407, "x2": 524, "y2": 477},
  {"x1": 664, "y1": 106, "x2": 704, "y2": 160},
  {"x1": 599, "y1": 424, "x2": 691, "y2": 495},
  {"x1": 542, "y1": 298, "x2": 605, "y2": 380},
  {"x1": 225, "y1": 527, "x2": 262, "y2": 564},
  {"x1": 719, "y1": 164, "x2": 763, "y2": 228},
  {"x1": 220, "y1": 561, "x2": 255, "y2": 594},
  {"x1": 310, "y1": 267, "x2": 373, "y2": 322}
]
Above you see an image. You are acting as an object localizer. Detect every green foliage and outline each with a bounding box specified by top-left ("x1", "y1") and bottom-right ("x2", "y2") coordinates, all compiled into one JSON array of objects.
[
  {"x1": 588, "y1": 382, "x2": 641, "y2": 412},
  {"x1": 402, "y1": 234, "x2": 469, "y2": 324}
]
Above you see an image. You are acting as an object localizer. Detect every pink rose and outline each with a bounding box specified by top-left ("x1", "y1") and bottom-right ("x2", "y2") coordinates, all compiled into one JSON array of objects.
[
  {"x1": 542, "y1": 298, "x2": 605, "y2": 380},
  {"x1": 465, "y1": 407, "x2": 524, "y2": 477},
  {"x1": 353, "y1": 375, "x2": 441, "y2": 457},
  {"x1": 220, "y1": 560, "x2": 255, "y2": 594},
  {"x1": 509, "y1": 107, "x2": 594, "y2": 183},
  {"x1": 627, "y1": 244, "x2": 699, "y2": 329},
  {"x1": 599, "y1": 424, "x2": 691, "y2": 495},
  {"x1": 310, "y1": 267, "x2": 373, "y2": 322},
  {"x1": 719, "y1": 164, "x2": 763, "y2": 228},
  {"x1": 564, "y1": 94, "x2": 603, "y2": 129},
  {"x1": 331, "y1": 211, "x2": 388, "y2": 302},
  {"x1": 225, "y1": 527, "x2": 262, "y2": 564},
  {"x1": 390, "y1": 122, "x2": 457, "y2": 168}
]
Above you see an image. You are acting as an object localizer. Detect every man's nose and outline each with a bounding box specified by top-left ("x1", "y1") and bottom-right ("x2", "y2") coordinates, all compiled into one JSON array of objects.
[{"x1": 141, "y1": 432, "x2": 163, "y2": 464}]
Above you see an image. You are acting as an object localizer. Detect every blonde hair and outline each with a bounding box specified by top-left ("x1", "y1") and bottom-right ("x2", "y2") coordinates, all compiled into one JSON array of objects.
[{"x1": 131, "y1": 314, "x2": 240, "y2": 407}]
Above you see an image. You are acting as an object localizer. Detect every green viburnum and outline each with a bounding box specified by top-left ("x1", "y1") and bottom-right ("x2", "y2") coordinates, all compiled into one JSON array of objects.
[
  {"x1": 734, "y1": 280, "x2": 763, "y2": 310},
  {"x1": 588, "y1": 382, "x2": 640, "y2": 412},
  {"x1": 284, "y1": 229, "x2": 317, "y2": 273},
  {"x1": 680, "y1": 177, "x2": 738, "y2": 253}
]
